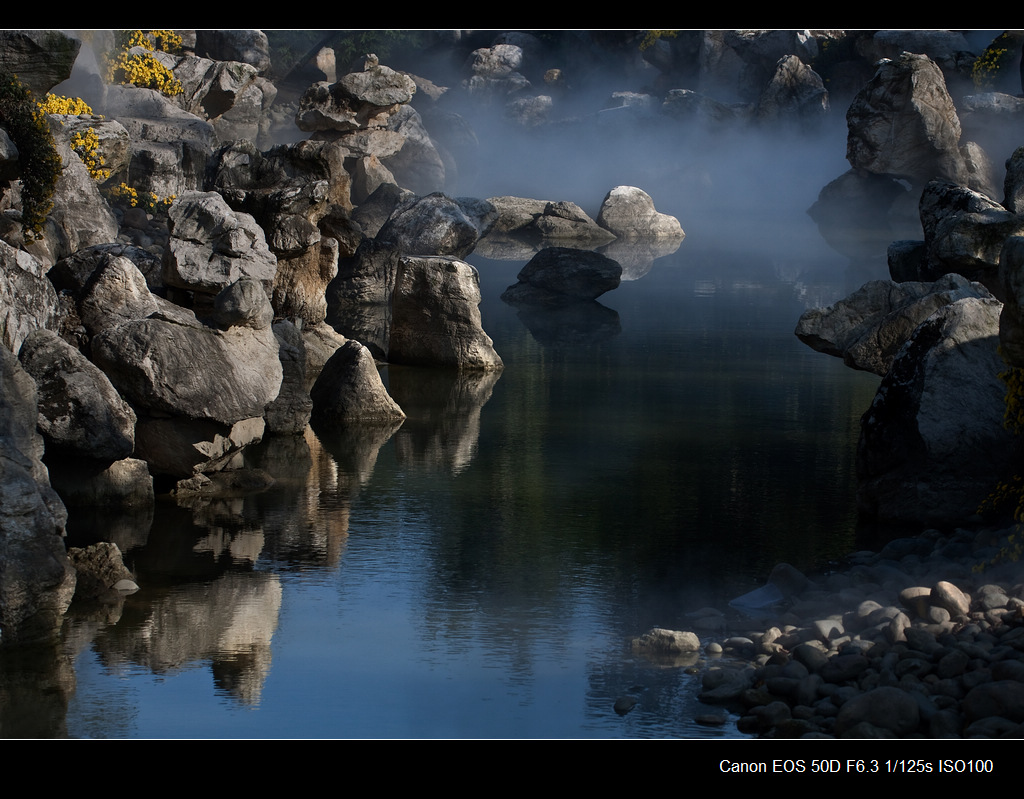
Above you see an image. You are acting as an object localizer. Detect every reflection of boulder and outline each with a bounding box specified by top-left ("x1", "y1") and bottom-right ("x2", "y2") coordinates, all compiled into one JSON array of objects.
[
  {"x1": 310, "y1": 416, "x2": 403, "y2": 489},
  {"x1": 389, "y1": 366, "x2": 501, "y2": 473},
  {"x1": 97, "y1": 571, "x2": 282, "y2": 706},
  {"x1": 511, "y1": 300, "x2": 622, "y2": 348},
  {"x1": 598, "y1": 236, "x2": 683, "y2": 280}
]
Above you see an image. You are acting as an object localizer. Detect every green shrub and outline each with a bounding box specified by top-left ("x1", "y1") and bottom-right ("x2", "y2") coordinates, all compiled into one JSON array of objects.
[{"x1": 0, "y1": 72, "x2": 62, "y2": 240}]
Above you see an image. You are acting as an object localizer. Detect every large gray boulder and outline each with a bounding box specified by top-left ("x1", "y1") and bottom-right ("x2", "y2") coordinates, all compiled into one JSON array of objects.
[
  {"x1": 795, "y1": 274, "x2": 995, "y2": 375},
  {"x1": 389, "y1": 256, "x2": 503, "y2": 371},
  {"x1": 164, "y1": 191, "x2": 278, "y2": 296},
  {"x1": 918, "y1": 179, "x2": 1024, "y2": 296},
  {"x1": 0, "y1": 241, "x2": 59, "y2": 354},
  {"x1": 846, "y1": 52, "x2": 969, "y2": 187},
  {"x1": 596, "y1": 186, "x2": 684, "y2": 239},
  {"x1": 501, "y1": 247, "x2": 622, "y2": 306},
  {"x1": 18, "y1": 329, "x2": 136, "y2": 462},
  {"x1": 310, "y1": 339, "x2": 405, "y2": 424},
  {"x1": 0, "y1": 347, "x2": 75, "y2": 645},
  {"x1": 90, "y1": 277, "x2": 282, "y2": 426},
  {"x1": 377, "y1": 193, "x2": 496, "y2": 258},
  {"x1": 856, "y1": 296, "x2": 1013, "y2": 525}
]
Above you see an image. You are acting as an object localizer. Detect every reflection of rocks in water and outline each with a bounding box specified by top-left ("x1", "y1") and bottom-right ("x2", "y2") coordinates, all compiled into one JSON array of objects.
[
  {"x1": 95, "y1": 571, "x2": 282, "y2": 706},
  {"x1": 64, "y1": 502, "x2": 154, "y2": 554},
  {"x1": 388, "y1": 366, "x2": 501, "y2": 473},
  {"x1": 249, "y1": 429, "x2": 350, "y2": 567},
  {"x1": 598, "y1": 236, "x2": 684, "y2": 280},
  {"x1": 310, "y1": 415, "x2": 403, "y2": 487},
  {"x1": 128, "y1": 501, "x2": 265, "y2": 580},
  {"x1": 0, "y1": 642, "x2": 75, "y2": 737},
  {"x1": 510, "y1": 300, "x2": 622, "y2": 348}
]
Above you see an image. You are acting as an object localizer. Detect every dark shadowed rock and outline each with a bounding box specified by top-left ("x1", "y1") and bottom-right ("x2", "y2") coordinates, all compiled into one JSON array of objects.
[
  {"x1": 918, "y1": 179, "x2": 1024, "y2": 297},
  {"x1": 501, "y1": 247, "x2": 622, "y2": 305},
  {"x1": 856, "y1": 296, "x2": 1014, "y2": 525}
]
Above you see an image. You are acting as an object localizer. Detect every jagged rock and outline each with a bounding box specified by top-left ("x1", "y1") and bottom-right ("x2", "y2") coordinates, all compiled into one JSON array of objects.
[
  {"x1": 856, "y1": 296, "x2": 1014, "y2": 525},
  {"x1": 163, "y1": 191, "x2": 277, "y2": 297},
  {"x1": 485, "y1": 196, "x2": 615, "y2": 243},
  {"x1": 38, "y1": 126, "x2": 119, "y2": 267},
  {"x1": 0, "y1": 240, "x2": 59, "y2": 355},
  {"x1": 90, "y1": 278, "x2": 281, "y2": 426},
  {"x1": 596, "y1": 186, "x2": 684, "y2": 239},
  {"x1": 96, "y1": 86, "x2": 217, "y2": 199},
  {"x1": 382, "y1": 104, "x2": 446, "y2": 194},
  {"x1": 377, "y1": 192, "x2": 496, "y2": 258},
  {"x1": 0, "y1": 347, "x2": 75, "y2": 645},
  {"x1": 296, "y1": 61, "x2": 416, "y2": 133},
  {"x1": 0, "y1": 30, "x2": 79, "y2": 97},
  {"x1": 755, "y1": 54, "x2": 829, "y2": 124},
  {"x1": 918, "y1": 179, "x2": 1024, "y2": 296},
  {"x1": 846, "y1": 52, "x2": 969, "y2": 187},
  {"x1": 18, "y1": 329, "x2": 135, "y2": 462},
  {"x1": 389, "y1": 256, "x2": 503, "y2": 371},
  {"x1": 310, "y1": 339, "x2": 405, "y2": 423},
  {"x1": 67, "y1": 542, "x2": 136, "y2": 602},
  {"x1": 794, "y1": 274, "x2": 994, "y2": 375}
]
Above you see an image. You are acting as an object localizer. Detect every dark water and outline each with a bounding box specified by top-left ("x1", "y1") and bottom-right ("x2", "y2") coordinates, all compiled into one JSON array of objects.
[
  {"x1": 37, "y1": 231, "x2": 883, "y2": 739},
  {"x1": 5, "y1": 115, "x2": 903, "y2": 738}
]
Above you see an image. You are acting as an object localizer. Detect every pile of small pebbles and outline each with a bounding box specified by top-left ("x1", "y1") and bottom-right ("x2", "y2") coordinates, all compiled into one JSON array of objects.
[{"x1": 631, "y1": 525, "x2": 1024, "y2": 738}]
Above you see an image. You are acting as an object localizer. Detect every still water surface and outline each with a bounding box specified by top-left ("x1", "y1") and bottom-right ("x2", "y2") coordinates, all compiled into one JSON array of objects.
[{"x1": 51, "y1": 229, "x2": 885, "y2": 738}]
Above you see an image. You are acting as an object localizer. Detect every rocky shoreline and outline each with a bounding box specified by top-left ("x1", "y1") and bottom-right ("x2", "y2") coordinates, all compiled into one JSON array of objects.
[{"x1": 633, "y1": 524, "x2": 1024, "y2": 738}]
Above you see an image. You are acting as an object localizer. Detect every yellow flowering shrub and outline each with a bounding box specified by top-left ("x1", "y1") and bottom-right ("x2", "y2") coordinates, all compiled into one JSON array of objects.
[
  {"x1": 69, "y1": 128, "x2": 109, "y2": 181},
  {"x1": 106, "y1": 182, "x2": 175, "y2": 214},
  {"x1": 38, "y1": 93, "x2": 94, "y2": 116},
  {"x1": 972, "y1": 32, "x2": 1017, "y2": 89},
  {"x1": 105, "y1": 30, "x2": 184, "y2": 97}
]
